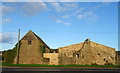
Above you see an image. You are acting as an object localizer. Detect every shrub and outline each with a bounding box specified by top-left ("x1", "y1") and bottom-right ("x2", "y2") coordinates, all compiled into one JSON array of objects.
[{"x1": 2, "y1": 41, "x2": 21, "y2": 63}]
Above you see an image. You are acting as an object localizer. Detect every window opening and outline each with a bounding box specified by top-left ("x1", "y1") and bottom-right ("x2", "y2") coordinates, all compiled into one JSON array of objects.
[
  {"x1": 76, "y1": 54, "x2": 79, "y2": 58},
  {"x1": 28, "y1": 40, "x2": 32, "y2": 45}
]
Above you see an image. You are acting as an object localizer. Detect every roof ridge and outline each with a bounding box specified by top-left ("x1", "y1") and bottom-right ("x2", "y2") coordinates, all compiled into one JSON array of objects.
[
  {"x1": 21, "y1": 30, "x2": 50, "y2": 49},
  {"x1": 28, "y1": 30, "x2": 50, "y2": 49}
]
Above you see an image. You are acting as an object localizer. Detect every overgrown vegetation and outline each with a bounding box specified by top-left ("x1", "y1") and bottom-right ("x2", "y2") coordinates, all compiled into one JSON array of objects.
[
  {"x1": 2, "y1": 41, "x2": 21, "y2": 63},
  {"x1": 39, "y1": 45, "x2": 46, "y2": 53},
  {"x1": 2, "y1": 62, "x2": 120, "y2": 68}
]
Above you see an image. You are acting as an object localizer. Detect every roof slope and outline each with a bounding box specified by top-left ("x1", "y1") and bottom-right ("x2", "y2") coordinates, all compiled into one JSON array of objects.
[
  {"x1": 21, "y1": 30, "x2": 50, "y2": 49},
  {"x1": 59, "y1": 39, "x2": 115, "y2": 53}
]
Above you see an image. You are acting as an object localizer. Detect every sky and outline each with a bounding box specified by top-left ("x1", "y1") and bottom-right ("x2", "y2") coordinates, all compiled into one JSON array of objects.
[{"x1": 0, "y1": 1, "x2": 118, "y2": 51}]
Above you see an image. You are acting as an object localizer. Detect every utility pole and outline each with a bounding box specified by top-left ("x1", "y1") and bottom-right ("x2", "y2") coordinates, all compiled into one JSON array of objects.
[{"x1": 17, "y1": 29, "x2": 20, "y2": 64}]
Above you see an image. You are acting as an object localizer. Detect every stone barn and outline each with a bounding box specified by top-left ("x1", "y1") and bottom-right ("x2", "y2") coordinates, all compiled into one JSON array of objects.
[
  {"x1": 3, "y1": 30, "x2": 117, "y2": 65},
  {"x1": 14, "y1": 30, "x2": 50, "y2": 64},
  {"x1": 58, "y1": 39, "x2": 116, "y2": 65}
]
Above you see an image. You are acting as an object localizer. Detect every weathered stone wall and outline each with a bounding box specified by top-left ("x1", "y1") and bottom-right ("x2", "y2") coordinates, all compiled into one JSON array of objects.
[
  {"x1": 12, "y1": 30, "x2": 117, "y2": 65},
  {"x1": 58, "y1": 40, "x2": 116, "y2": 65},
  {"x1": 58, "y1": 42, "x2": 84, "y2": 57},
  {"x1": 59, "y1": 42, "x2": 84, "y2": 53},
  {"x1": 43, "y1": 53, "x2": 59, "y2": 65},
  {"x1": 13, "y1": 30, "x2": 50, "y2": 64},
  {"x1": 59, "y1": 57, "x2": 76, "y2": 65},
  {"x1": 18, "y1": 40, "x2": 43, "y2": 64},
  {"x1": 90, "y1": 42, "x2": 116, "y2": 65}
]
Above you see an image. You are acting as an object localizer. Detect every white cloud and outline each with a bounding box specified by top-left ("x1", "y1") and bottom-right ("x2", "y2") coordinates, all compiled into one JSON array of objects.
[
  {"x1": 2, "y1": 18, "x2": 12, "y2": 23},
  {"x1": 50, "y1": 2, "x2": 67, "y2": 12},
  {"x1": 64, "y1": 22, "x2": 71, "y2": 26},
  {"x1": 62, "y1": 15, "x2": 70, "y2": 18},
  {"x1": 22, "y1": 2, "x2": 48, "y2": 16},
  {"x1": 50, "y1": 2, "x2": 61, "y2": 9},
  {"x1": 55, "y1": 19, "x2": 71, "y2": 26},
  {"x1": 56, "y1": 19, "x2": 63, "y2": 23},
  {"x1": 0, "y1": 33, "x2": 15, "y2": 44},
  {"x1": 1, "y1": 5, "x2": 14, "y2": 24},
  {"x1": 66, "y1": 3, "x2": 77, "y2": 7},
  {"x1": 64, "y1": 3, "x2": 78, "y2": 8}
]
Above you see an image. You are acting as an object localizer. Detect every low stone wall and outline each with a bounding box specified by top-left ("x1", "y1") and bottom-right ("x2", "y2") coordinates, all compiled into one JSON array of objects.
[
  {"x1": 59, "y1": 57, "x2": 76, "y2": 65},
  {"x1": 43, "y1": 53, "x2": 59, "y2": 65}
]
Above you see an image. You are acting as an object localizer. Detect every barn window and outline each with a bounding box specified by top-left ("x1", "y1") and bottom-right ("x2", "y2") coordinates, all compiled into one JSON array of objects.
[
  {"x1": 28, "y1": 40, "x2": 32, "y2": 45},
  {"x1": 76, "y1": 54, "x2": 79, "y2": 58}
]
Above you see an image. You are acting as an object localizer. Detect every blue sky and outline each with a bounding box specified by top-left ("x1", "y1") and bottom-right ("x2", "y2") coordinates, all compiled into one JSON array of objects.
[{"x1": 1, "y1": 2, "x2": 118, "y2": 51}]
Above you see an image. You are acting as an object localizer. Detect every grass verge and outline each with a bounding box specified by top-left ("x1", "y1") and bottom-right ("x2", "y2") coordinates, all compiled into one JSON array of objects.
[{"x1": 2, "y1": 62, "x2": 120, "y2": 68}]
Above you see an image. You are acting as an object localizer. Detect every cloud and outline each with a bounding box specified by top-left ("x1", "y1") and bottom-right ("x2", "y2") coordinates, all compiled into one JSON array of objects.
[
  {"x1": 22, "y1": 2, "x2": 48, "y2": 16},
  {"x1": 77, "y1": 14, "x2": 84, "y2": 19},
  {"x1": 50, "y1": 2, "x2": 78, "y2": 12},
  {"x1": 50, "y1": 2, "x2": 101, "y2": 25},
  {"x1": 0, "y1": 33, "x2": 15, "y2": 44},
  {"x1": 1, "y1": 5, "x2": 14, "y2": 24},
  {"x1": 2, "y1": 5, "x2": 14, "y2": 16},
  {"x1": 64, "y1": 3, "x2": 78, "y2": 9},
  {"x1": 2, "y1": 18, "x2": 12, "y2": 23},
  {"x1": 56, "y1": 19, "x2": 63, "y2": 23},
  {"x1": 84, "y1": 11, "x2": 99, "y2": 22},
  {"x1": 64, "y1": 22, "x2": 71, "y2": 26},
  {"x1": 55, "y1": 19, "x2": 71, "y2": 26},
  {"x1": 49, "y1": 2, "x2": 79, "y2": 14},
  {"x1": 62, "y1": 15, "x2": 70, "y2": 18},
  {"x1": 66, "y1": 3, "x2": 77, "y2": 7},
  {"x1": 50, "y1": 2, "x2": 67, "y2": 12}
]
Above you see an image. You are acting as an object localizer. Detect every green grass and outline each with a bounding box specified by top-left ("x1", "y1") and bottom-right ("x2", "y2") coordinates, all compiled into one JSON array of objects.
[
  {"x1": 2, "y1": 62, "x2": 120, "y2": 68},
  {"x1": 0, "y1": 61, "x2": 2, "y2": 66}
]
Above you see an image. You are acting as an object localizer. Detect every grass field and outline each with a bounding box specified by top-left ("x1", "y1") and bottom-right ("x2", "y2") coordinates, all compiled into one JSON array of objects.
[{"x1": 1, "y1": 62, "x2": 120, "y2": 68}]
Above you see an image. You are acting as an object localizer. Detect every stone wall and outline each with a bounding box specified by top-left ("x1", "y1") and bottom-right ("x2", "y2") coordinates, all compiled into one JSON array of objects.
[
  {"x1": 59, "y1": 57, "x2": 76, "y2": 65},
  {"x1": 17, "y1": 40, "x2": 43, "y2": 64},
  {"x1": 13, "y1": 30, "x2": 50, "y2": 64},
  {"x1": 58, "y1": 42, "x2": 84, "y2": 54},
  {"x1": 58, "y1": 40, "x2": 116, "y2": 65},
  {"x1": 43, "y1": 53, "x2": 59, "y2": 65}
]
